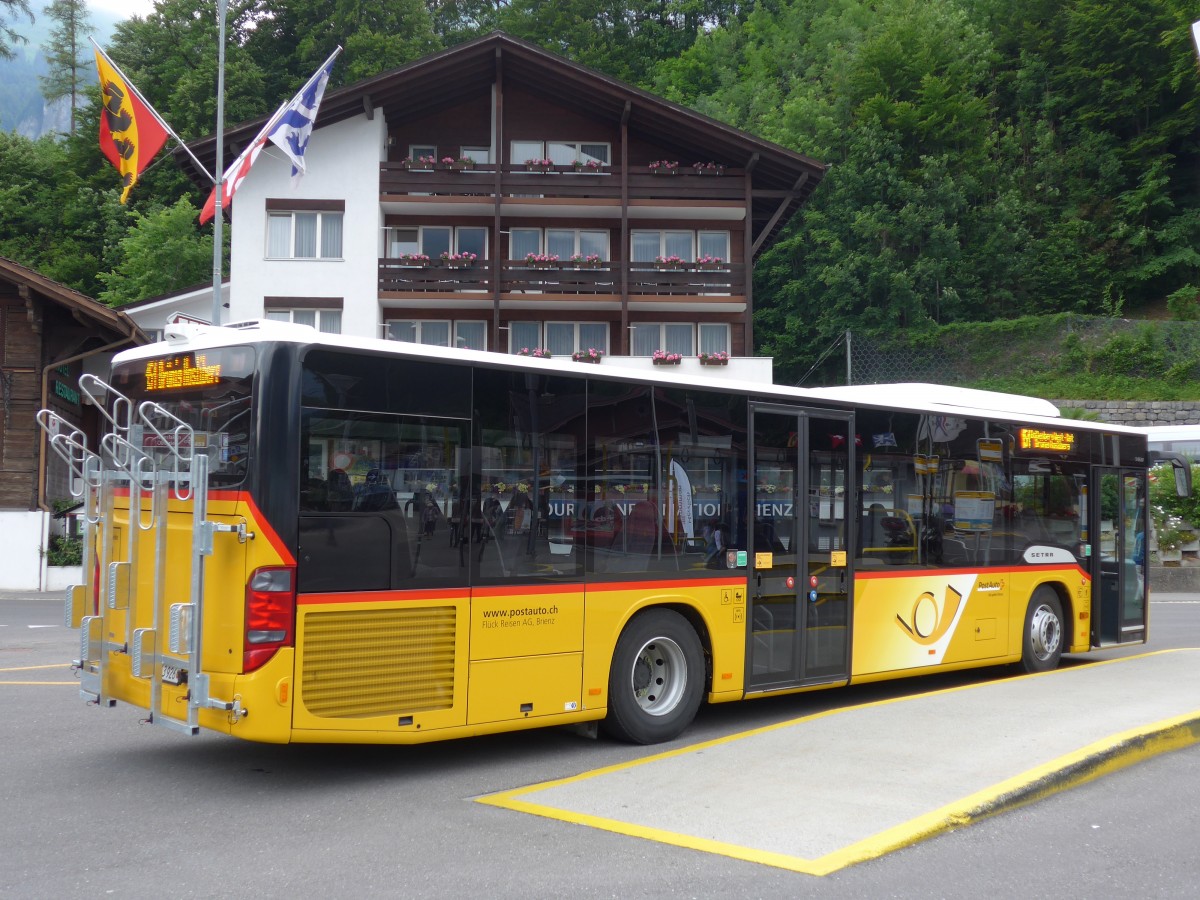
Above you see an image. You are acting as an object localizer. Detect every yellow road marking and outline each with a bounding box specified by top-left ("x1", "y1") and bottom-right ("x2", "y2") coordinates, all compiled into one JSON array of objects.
[
  {"x1": 0, "y1": 681, "x2": 75, "y2": 685},
  {"x1": 478, "y1": 649, "x2": 1200, "y2": 875},
  {"x1": 0, "y1": 664, "x2": 72, "y2": 672}
]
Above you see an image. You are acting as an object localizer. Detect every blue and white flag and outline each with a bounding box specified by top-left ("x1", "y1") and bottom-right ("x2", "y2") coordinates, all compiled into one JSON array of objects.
[
  {"x1": 201, "y1": 47, "x2": 341, "y2": 222},
  {"x1": 267, "y1": 51, "x2": 339, "y2": 186}
]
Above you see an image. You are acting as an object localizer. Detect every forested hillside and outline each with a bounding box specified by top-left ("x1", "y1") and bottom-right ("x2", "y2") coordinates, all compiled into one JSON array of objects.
[{"x1": 1, "y1": 0, "x2": 1198, "y2": 390}]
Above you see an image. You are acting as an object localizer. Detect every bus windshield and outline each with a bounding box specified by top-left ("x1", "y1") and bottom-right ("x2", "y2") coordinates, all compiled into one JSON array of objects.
[{"x1": 109, "y1": 345, "x2": 256, "y2": 486}]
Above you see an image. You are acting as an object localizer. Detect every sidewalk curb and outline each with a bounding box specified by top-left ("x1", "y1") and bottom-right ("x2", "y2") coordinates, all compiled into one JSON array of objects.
[{"x1": 842, "y1": 712, "x2": 1200, "y2": 871}]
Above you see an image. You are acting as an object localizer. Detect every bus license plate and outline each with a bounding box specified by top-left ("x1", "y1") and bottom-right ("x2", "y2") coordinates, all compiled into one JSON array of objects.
[{"x1": 162, "y1": 665, "x2": 185, "y2": 685}]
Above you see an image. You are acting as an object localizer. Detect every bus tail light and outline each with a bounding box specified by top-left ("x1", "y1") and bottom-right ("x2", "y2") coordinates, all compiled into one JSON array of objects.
[{"x1": 244, "y1": 566, "x2": 296, "y2": 673}]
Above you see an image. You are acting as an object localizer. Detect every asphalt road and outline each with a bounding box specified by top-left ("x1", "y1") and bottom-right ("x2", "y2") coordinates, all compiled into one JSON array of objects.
[{"x1": 2, "y1": 592, "x2": 1198, "y2": 898}]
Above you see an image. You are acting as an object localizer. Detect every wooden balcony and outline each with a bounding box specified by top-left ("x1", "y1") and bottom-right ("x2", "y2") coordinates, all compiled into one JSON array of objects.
[
  {"x1": 378, "y1": 259, "x2": 744, "y2": 301},
  {"x1": 378, "y1": 163, "x2": 746, "y2": 206}
]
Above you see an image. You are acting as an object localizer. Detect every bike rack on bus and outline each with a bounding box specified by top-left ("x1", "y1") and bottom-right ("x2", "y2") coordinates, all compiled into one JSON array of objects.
[
  {"x1": 35, "y1": 404, "x2": 114, "y2": 707},
  {"x1": 37, "y1": 375, "x2": 244, "y2": 734},
  {"x1": 136, "y1": 399, "x2": 245, "y2": 734}
]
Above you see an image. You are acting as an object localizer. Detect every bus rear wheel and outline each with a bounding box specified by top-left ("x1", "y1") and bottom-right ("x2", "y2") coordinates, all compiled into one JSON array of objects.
[
  {"x1": 603, "y1": 609, "x2": 704, "y2": 744},
  {"x1": 1021, "y1": 587, "x2": 1064, "y2": 673}
]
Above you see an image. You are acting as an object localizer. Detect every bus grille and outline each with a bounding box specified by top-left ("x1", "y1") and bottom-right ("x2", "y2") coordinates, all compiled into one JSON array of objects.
[{"x1": 300, "y1": 607, "x2": 456, "y2": 718}]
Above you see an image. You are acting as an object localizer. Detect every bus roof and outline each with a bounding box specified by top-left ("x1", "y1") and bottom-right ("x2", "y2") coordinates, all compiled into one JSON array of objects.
[
  {"x1": 112, "y1": 320, "x2": 1144, "y2": 436},
  {"x1": 1143, "y1": 424, "x2": 1200, "y2": 441}
]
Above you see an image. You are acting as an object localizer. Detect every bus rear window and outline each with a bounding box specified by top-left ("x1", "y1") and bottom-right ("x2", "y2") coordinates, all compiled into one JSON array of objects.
[{"x1": 110, "y1": 346, "x2": 256, "y2": 486}]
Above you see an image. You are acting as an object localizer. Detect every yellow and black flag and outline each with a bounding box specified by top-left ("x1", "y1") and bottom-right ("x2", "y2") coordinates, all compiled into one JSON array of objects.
[{"x1": 93, "y1": 43, "x2": 171, "y2": 204}]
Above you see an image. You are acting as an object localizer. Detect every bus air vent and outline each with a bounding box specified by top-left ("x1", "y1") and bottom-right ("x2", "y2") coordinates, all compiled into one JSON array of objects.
[{"x1": 300, "y1": 607, "x2": 456, "y2": 719}]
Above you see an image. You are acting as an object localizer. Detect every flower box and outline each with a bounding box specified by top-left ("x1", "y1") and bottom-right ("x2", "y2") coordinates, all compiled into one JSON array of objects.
[
  {"x1": 692, "y1": 164, "x2": 726, "y2": 176},
  {"x1": 699, "y1": 352, "x2": 730, "y2": 366},
  {"x1": 445, "y1": 258, "x2": 474, "y2": 268},
  {"x1": 572, "y1": 350, "x2": 604, "y2": 363},
  {"x1": 696, "y1": 262, "x2": 725, "y2": 271},
  {"x1": 527, "y1": 261, "x2": 558, "y2": 270},
  {"x1": 652, "y1": 357, "x2": 682, "y2": 366},
  {"x1": 649, "y1": 166, "x2": 677, "y2": 175},
  {"x1": 450, "y1": 160, "x2": 476, "y2": 170},
  {"x1": 699, "y1": 357, "x2": 729, "y2": 366},
  {"x1": 655, "y1": 261, "x2": 685, "y2": 270}
]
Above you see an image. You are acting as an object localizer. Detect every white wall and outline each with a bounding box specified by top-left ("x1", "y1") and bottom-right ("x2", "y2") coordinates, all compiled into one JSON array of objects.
[
  {"x1": 229, "y1": 113, "x2": 386, "y2": 338},
  {"x1": 124, "y1": 284, "x2": 230, "y2": 336},
  {"x1": 0, "y1": 511, "x2": 49, "y2": 590}
]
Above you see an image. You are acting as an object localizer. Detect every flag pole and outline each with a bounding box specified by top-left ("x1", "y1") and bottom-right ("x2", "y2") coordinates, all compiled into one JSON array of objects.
[{"x1": 212, "y1": 0, "x2": 228, "y2": 326}]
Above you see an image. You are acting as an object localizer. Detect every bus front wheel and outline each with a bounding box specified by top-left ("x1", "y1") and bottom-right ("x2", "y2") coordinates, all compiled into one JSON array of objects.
[
  {"x1": 1020, "y1": 587, "x2": 1064, "y2": 673},
  {"x1": 603, "y1": 609, "x2": 704, "y2": 744}
]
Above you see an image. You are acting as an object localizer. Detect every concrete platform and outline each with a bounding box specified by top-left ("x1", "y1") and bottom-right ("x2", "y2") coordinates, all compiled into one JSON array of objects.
[{"x1": 479, "y1": 649, "x2": 1200, "y2": 875}]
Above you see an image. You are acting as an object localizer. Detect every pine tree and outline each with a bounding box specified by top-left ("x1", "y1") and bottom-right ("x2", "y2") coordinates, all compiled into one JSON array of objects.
[
  {"x1": 0, "y1": 0, "x2": 34, "y2": 61},
  {"x1": 39, "y1": 0, "x2": 94, "y2": 136}
]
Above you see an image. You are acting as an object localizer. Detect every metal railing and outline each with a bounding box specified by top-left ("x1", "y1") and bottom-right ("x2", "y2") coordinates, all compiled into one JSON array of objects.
[{"x1": 378, "y1": 258, "x2": 743, "y2": 298}]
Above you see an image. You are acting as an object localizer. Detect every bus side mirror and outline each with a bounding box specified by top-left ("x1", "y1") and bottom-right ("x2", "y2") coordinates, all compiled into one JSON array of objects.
[
  {"x1": 1150, "y1": 453, "x2": 1193, "y2": 498},
  {"x1": 1174, "y1": 462, "x2": 1192, "y2": 498}
]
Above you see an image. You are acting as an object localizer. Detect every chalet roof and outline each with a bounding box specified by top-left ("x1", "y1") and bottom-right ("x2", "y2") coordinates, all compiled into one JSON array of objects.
[
  {"x1": 0, "y1": 256, "x2": 145, "y2": 344},
  {"x1": 182, "y1": 32, "x2": 826, "y2": 248}
]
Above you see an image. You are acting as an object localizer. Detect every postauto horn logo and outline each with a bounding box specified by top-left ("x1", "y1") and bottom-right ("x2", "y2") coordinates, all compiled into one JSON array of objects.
[{"x1": 895, "y1": 585, "x2": 964, "y2": 645}]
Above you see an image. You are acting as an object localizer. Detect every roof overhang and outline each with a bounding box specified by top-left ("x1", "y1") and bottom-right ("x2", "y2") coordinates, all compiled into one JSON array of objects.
[{"x1": 180, "y1": 32, "x2": 825, "y2": 252}]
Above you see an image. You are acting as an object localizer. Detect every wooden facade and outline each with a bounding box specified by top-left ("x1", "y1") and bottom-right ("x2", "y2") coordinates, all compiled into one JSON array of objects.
[
  {"x1": 186, "y1": 33, "x2": 825, "y2": 360},
  {"x1": 0, "y1": 257, "x2": 143, "y2": 512}
]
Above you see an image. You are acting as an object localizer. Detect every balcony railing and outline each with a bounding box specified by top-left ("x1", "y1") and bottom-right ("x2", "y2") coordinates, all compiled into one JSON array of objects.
[
  {"x1": 379, "y1": 163, "x2": 745, "y2": 203},
  {"x1": 378, "y1": 259, "x2": 744, "y2": 297}
]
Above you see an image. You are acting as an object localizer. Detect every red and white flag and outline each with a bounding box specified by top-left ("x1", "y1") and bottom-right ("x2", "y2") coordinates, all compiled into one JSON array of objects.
[{"x1": 200, "y1": 48, "x2": 340, "y2": 224}]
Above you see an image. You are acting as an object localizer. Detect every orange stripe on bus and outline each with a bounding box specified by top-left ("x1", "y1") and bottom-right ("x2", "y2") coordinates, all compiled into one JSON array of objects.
[
  {"x1": 582, "y1": 577, "x2": 745, "y2": 593},
  {"x1": 298, "y1": 588, "x2": 468, "y2": 605},
  {"x1": 297, "y1": 576, "x2": 747, "y2": 605},
  {"x1": 471, "y1": 583, "x2": 585, "y2": 597}
]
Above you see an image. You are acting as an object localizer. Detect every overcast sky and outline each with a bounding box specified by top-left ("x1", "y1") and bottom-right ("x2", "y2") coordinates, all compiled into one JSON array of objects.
[{"x1": 89, "y1": 1, "x2": 157, "y2": 19}]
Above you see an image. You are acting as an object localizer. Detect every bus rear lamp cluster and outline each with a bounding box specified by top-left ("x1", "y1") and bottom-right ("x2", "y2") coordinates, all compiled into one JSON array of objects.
[{"x1": 244, "y1": 566, "x2": 296, "y2": 673}]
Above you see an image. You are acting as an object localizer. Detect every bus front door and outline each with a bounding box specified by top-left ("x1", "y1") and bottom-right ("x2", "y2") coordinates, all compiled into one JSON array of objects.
[
  {"x1": 1092, "y1": 468, "x2": 1147, "y2": 646},
  {"x1": 748, "y1": 408, "x2": 853, "y2": 691}
]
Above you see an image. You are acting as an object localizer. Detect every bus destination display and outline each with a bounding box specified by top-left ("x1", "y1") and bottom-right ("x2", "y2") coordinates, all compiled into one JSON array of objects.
[
  {"x1": 1018, "y1": 428, "x2": 1076, "y2": 453},
  {"x1": 144, "y1": 353, "x2": 222, "y2": 392}
]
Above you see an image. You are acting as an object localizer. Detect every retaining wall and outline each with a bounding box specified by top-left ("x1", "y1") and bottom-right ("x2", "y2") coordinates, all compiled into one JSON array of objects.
[{"x1": 1055, "y1": 400, "x2": 1200, "y2": 426}]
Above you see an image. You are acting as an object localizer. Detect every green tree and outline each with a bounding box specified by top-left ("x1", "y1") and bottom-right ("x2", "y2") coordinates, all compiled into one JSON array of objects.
[
  {"x1": 0, "y1": 0, "x2": 33, "y2": 60},
  {"x1": 246, "y1": 0, "x2": 440, "y2": 92},
  {"x1": 97, "y1": 198, "x2": 220, "y2": 306},
  {"x1": 497, "y1": 0, "x2": 745, "y2": 87},
  {"x1": 106, "y1": 0, "x2": 271, "y2": 140},
  {"x1": 39, "y1": 0, "x2": 95, "y2": 135},
  {"x1": 425, "y1": 0, "x2": 511, "y2": 43}
]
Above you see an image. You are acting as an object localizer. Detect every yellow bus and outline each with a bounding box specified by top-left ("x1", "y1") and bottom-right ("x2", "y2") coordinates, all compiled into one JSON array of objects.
[{"x1": 39, "y1": 321, "x2": 1190, "y2": 745}]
